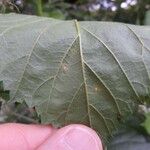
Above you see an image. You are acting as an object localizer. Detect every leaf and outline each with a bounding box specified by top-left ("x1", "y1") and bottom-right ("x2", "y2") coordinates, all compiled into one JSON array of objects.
[
  {"x1": 107, "y1": 129, "x2": 150, "y2": 150},
  {"x1": 145, "y1": 10, "x2": 150, "y2": 25},
  {"x1": 48, "y1": 10, "x2": 65, "y2": 19},
  {"x1": 0, "y1": 14, "x2": 150, "y2": 142},
  {"x1": 141, "y1": 112, "x2": 150, "y2": 134},
  {"x1": 0, "y1": 81, "x2": 9, "y2": 101}
]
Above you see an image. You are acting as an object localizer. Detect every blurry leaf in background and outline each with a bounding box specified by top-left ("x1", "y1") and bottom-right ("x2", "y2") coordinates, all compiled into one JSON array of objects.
[
  {"x1": 145, "y1": 10, "x2": 150, "y2": 25},
  {"x1": 46, "y1": 9, "x2": 65, "y2": 19},
  {"x1": 107, "y1": 129, "x2": 150, "y2": 150},
  {"x1": 0, "y1": 81, "x2": 9, "y2": 101},
  {"x1": 0, "y1": 0, "x2": 149, "y2": 24},
  {"x1": 141, "y1": 112, "x2": 150, "y2": 134},
  {"x1": 107, "y1": 111, "x2": 150, "y2": 150}
]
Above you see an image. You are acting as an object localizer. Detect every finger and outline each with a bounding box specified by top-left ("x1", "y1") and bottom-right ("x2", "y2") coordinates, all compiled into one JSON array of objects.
[
  {"x1": 0, "y1": 123, "x2": 57, "y2": 150},
  {"x1": 37, "y1": 124, "x2": 103, "y2": 150}
]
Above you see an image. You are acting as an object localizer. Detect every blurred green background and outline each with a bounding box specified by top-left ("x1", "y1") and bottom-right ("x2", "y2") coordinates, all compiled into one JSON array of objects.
[{"x1": 0, "y1": 0, "x2": 150, "y2": 25}]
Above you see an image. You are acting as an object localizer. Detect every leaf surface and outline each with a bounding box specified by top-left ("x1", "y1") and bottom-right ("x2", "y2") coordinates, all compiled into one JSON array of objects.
[{"x1": 0, "y1": 14, "x2": 150, "y2": 142}]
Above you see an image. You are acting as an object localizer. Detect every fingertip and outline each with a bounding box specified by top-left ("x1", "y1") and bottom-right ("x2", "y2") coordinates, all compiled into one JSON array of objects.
[
  {"x1": 63, "y1": 124, "x2": 103, "y2": 150},
  {"x1": 38, "y1": 124, "x2": 103, "y2": 150}
]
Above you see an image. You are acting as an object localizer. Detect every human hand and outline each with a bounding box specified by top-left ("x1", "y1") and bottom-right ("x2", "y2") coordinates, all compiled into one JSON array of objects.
[{"x1": 0, "y1": 123, "x2": 103, "y2": 150}]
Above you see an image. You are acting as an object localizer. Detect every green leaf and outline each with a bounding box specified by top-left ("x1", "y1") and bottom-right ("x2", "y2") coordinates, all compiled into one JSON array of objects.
[
  {"x1": 48, "y1": 10, "x2": 65, "y2": 19},
  {"x1": 0, "y1": 14, "x2": 150, "y2": 142},
  {"x1": 0, "y1": 81, "x2": 9, "y2": 101},
  {"x1": 141, "y1": 112, "x2": 150, "y2": 134},
  {"x1": 145, "y1": 10, "x2": 150, "y2": 25}
]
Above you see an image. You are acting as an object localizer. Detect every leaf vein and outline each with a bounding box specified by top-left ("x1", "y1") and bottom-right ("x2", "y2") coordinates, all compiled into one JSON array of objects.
[
  {"x1": 90, "y1": 104, "x2": 112, "y2": 136},
  {"x1": 126, "y1": 25, "x2": 150, "y2": 93},
  {"x1": 75, "y1": 20, "x2": 92, "y2": 127},
  {"x1": 84, "y1": 61, "x2": 122, "y2": 115},
  {"x1": 81, "y1": 26, "x2": 140, "y2": 102},
  {"x1": 45, "y1": 36, "x2": 79, "y2": 113},
  {"x1": 11, "y1": 25, "x2": 50, "y2": 101},
  {"x1": 64, "y1": 82, "x2": 84, "y2": 124}
]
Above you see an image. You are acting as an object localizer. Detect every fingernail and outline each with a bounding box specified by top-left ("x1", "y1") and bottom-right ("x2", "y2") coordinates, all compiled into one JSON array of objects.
[{"x1": 60, "y1": 125, "x2": 102, "y2": 150}]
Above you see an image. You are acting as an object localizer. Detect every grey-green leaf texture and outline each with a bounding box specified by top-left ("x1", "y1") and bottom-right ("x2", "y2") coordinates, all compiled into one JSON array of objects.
[{"x1": 0, "y1": 13, "x2": 150, "y2": 142}]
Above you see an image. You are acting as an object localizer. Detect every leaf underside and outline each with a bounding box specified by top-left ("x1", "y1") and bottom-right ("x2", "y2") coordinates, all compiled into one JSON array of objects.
[{"x1": 0, "y1": 14, "x2": 150, "y2": 142}]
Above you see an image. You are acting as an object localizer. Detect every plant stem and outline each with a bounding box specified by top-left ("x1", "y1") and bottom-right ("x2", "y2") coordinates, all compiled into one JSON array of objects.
[{"x1": 36, "y1": 0, "x2": 43, "y2": 16}]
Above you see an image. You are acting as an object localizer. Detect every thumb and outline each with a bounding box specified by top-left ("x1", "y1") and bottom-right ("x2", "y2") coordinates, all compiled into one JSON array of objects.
[
  {"x1": 0, "y1": 123, "x2": 57, "y2": 150},
  {"x1": 37, "y1": 124, "x2": 103, "y2": 150}
]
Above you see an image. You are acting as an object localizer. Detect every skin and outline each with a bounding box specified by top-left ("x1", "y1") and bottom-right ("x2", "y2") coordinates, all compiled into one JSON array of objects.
[{"x1": 0, "y1": 123, "x2": 103, "y2": 150}]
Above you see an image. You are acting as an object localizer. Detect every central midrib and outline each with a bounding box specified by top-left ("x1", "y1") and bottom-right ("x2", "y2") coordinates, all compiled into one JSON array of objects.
[{"x1": 74, "y1": 20, "x2": 92, "y2": 127}]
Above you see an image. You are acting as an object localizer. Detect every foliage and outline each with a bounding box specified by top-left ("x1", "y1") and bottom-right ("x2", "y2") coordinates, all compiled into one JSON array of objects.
[
  {"x1": 0, "y1": 0, "x2": 150, "y2": 148},
  {"x1": 141, "y1": 113, "x2": 150, "y2": 134},
  {"x1": 0, "y1": 81, "x2": 9, "y2": 101},
  {"x1": 0, "y1": 14, "x2": 150, "y2": 143},
  {"x1": 107, "y1": 106, "x2": 150, "y2": 149},
  {"x1": 0, "y1": 0, "x2": 149, "y2": 24},
  {"x1": 107, "y1": 129, "x2": 150, "y2": 150},
  {"x1": 145, "y1": 10, "x2": 150, "y2": 25}
]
